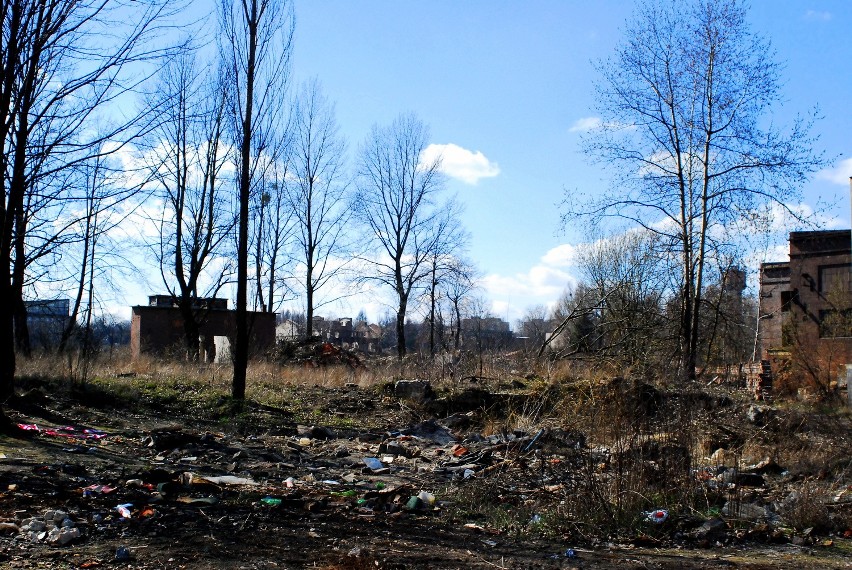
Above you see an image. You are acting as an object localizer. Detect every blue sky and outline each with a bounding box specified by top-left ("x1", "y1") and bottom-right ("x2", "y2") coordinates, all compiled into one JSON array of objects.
[
  {"x1": 109, "y1": 1, "x2": 852, "y2": 325},
  {"x1": 276, "y1": 1, "x2": 852, "y2": 324}
]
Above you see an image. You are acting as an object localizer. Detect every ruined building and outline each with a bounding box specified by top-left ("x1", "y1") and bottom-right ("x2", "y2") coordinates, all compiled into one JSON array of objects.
[
  {"x1": 131, "y1": 296, "x2": 275, "y2": 362},
  {"x1": 758, "y1": 230, "x2": 852, "y2": 367}
]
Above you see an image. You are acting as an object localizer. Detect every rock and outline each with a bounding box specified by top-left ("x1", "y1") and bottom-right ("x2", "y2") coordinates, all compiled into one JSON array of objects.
[
  {"x1": 746, "y1": 405, "x2": 775, "y2": 427},
  {"x1": 394, "y1": 380, "x2": 434, "y2": 402},
  {"x1": 695, "y1": 517, "x2": 727, "y2": 541}
]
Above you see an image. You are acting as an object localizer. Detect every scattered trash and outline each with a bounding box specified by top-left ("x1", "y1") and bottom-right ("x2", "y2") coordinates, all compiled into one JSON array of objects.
[
  {"x1": 363, "y1": 457, "x2": 383, "y2": 470},
  {"x1": 565, "y1": 548, "x2": 578, "y2": 559},
  {"x1": 115, "y1": 504, "x2": 133, "y2": 519},
  {"x1": 417, "y1": 491, "x2": 436, "y2": 507},
  {"x1": 404, "y1": 496, "x2": 422, "y2": 510},
  {"x1": 644, "y1": 509, "x2": 668, "y2": 524},
  {"x1": 260, "y1": 497, "x2": 282, "y2": 506},
  {"x1": 115, "y1": 546, "x2": 132, "y2": 561},
  {"x1": 198, "y1": 475, "x2": 259, "y2": 486},
  {"x1": 82, "y1": 484, "x2": 116, "y2": 497},
  {"x1": 522, "y1": 428, "x2": 545, "y2": 452}
]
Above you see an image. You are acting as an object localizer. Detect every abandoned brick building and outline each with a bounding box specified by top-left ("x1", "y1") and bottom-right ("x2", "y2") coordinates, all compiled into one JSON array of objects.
[
  {"x1": 131, "y1": 295, "x2": 275, "y2": 362},
  {"x1": 758, "y1": 230, "x2": 852, "y2": 368}
]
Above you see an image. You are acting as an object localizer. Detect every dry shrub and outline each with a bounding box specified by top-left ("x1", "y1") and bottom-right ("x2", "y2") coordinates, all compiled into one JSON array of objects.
[
  {"x1": 775, "y1": 319, "x2": 846, "y2": 402},
  {"x1": 776, "y1": 479, "x2": 834, "y2": 532},
  {"x1": 539, "y1": 368, "x2": 709, "y2": 535}
]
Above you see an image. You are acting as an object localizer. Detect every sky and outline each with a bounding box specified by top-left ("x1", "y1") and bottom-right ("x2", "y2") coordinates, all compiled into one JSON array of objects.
[{"x1": 113, "y1": 1, "x2": 852, "y2": 326}]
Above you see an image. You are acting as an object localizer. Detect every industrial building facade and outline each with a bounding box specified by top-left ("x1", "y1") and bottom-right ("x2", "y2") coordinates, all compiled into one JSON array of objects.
[{"x1": 758, "y1": 230, "x2": 852, "y2": 366}]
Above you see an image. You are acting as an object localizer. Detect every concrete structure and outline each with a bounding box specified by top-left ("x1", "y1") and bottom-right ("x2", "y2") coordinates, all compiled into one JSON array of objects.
[
  {"x1": 131, "y1": 296, "x2": 275, "y2": 361},
  {"x1": 758, "y1": 230, "x2": 852, "y2": 363}
]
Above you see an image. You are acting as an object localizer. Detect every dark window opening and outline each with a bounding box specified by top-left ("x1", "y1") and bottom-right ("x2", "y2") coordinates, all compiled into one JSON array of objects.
[{"x1": 780, "y1": 289, "x2": 798, "y2": 312}]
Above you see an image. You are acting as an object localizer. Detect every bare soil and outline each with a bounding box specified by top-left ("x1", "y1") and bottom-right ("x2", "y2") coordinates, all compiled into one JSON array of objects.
[{"x1": 0, "y1": 373, "x2": 850, "y2": 569}]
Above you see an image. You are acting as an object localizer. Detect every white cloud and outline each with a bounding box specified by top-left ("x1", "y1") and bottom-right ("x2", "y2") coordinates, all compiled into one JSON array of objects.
[
  {"x1": 816, "y1": 157, "x2": 852, "y2": 185},
  {"x1": 420, "y1": 143, "x2": 500, "y2": 185},
  {"x1": 541, "y1": 243, "x2": 578, "y2": 267},
  {"x1": 568, "y1": 116, "x2": 602, "y2": 133},
  {"x1": 480, "y1": 243, "x2": 581, "y2": 322},
  {"x1": 804, "y1": 10, "x2": 832, "y2": 21}
]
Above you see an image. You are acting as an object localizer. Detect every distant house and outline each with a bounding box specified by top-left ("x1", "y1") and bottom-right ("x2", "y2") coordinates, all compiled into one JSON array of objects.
[
  {"x1": 460, "y1": 316, "x2": 513, "y2": 350},
  {"x1": 131, "y1": 295, "x2": 276, "y2": 361},
  {"x1": 758, "y1": 230, "x2": 852, "y2": 375},
  {"x1": 312, "y1": 316, "x2": 383, "y2": 353},
  {"x1": 275, "y1": 319, "x2": 301, "y2": 342}
]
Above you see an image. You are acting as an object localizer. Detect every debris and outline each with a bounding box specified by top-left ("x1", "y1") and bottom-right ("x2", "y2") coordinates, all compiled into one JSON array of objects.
[
  {"x1": 196, "y1": 475, "x2": 259, "y2": 486},
  {"x1": 644, "y1": 509, "x2": 668, "y2": 524},
  {"x1": 565, "y1": 548, "x2": 578, "y2": 559},
  {"x1": 402, "y1": 419, "x2": 457, "y2": 445},
  {"x1": 115, "y1": 546, "x2": 132, "y2": 562},
  {"x1": 363, "y1": 457, "x2": 383, "y2": 470},
  {"x1": 82, "y1": 484, "x2": 116, "y2": 497},
  {"x1": 746, "y1": 405, "x2": 775, "y2": 427},
  {"x1": 417, "y1": 491, "x2": 436, "y2": 507}
]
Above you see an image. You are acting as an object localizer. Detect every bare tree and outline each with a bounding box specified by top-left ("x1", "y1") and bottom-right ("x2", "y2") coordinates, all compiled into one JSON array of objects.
[
  {"x1": 220, "y1": 0, "x2": 294, "y2": 400},
  {"x1": 251, "y1": 170, "x2": 294, "y2": 313},
  {"x1": 563, "y1": 0, "x2": 824, "y2": 381},
  {"x1": 354, "y1": 115, "x2": 464, "y2": 358},
  {"x1": 286, "y1": 79, "x2": 351, "y2": 337},
  {"x1": 145, "y1": 51, "x2": 234, "y2": 360},
  {"x1": 0, "y1": 0, "x2": 176, "y2": 415}
]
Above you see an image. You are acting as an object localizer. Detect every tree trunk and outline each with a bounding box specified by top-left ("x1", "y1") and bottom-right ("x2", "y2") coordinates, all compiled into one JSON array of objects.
[
  {"x1": 429, "y1": 260, "x2": 436, "y2": 356},
  {"x1": 232, "y1": 0, "x2": 259, "y2": 402},
  {"x1": 305, "y1": 264, "x2": 314, "y2": 340},
  {"x1": 396, "y1": 297, "x2": 407, "y2": 359}
]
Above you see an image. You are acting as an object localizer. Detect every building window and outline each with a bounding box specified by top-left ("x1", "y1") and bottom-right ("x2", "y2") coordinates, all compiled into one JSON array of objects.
[
  {"x1": 780, "y1": 290, "x2": 798, "y2": 312},
  {"x1": 819, "y1": 309, "x2": 852, "y2": 338},
  {"x1": 819, "y1": 264, "x2": 852, "y2": 294}
]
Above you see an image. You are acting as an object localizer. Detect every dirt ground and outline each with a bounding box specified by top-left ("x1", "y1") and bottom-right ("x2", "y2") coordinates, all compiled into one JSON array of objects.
[{"x1": 0, "y1": 373, "x2": 850, "y2": 569}]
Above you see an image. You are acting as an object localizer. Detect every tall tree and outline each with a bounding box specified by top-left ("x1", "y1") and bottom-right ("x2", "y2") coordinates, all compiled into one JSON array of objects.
[
  {"x1": 146, "y1": 51, "x2": 233, "y2": 360},
  {"x1": 0, "y1": 0, "x2": 173, "y2": 409},
  {"x1": 354, "y1": 114, "x2": 463, "y2": 358},
  {"x1": 220, "y1": 0, "x2": 293, "y2": 400},
  {"x1": 564, "y1": 0, "x2": 824, "y2": 381},
  {"x1": 286, "y1": 79, "x2": 351, "y2": 336}
]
